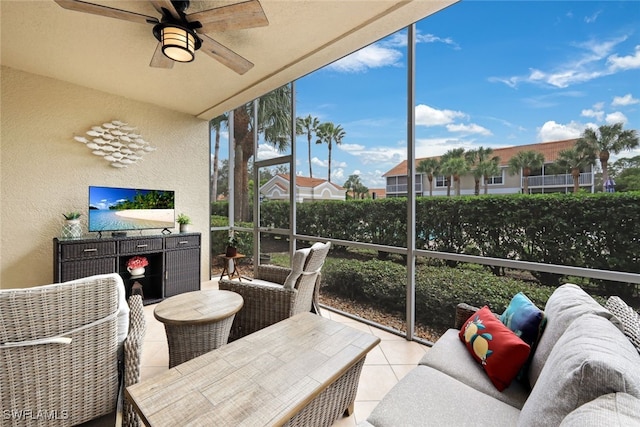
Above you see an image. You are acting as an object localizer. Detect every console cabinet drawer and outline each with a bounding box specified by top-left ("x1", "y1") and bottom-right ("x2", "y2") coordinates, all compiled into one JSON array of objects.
[
  {"x1": 60, "y1": 241, "x2": 116, "y2": 260},
  {"x1": 119, "y1": 238, "x2": 163, "y2": 255},
  {"x1": 165, "y1": 235, "x2": 200, "y2": 249}
]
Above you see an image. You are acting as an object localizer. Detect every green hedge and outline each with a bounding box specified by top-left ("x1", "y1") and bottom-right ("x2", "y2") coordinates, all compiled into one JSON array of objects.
[
  {"x1": 321, "y1": 257, "x2": 564, "y2": 334},
  {"x1": 246, "y1": 192, "x2": 640, "y2": 289}
]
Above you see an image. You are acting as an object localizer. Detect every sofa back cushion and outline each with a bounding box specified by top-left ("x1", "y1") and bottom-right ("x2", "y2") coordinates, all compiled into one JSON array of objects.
[
  {"x1": 559, "y1": 393, "x2": 640, "y2": 427},
  {"x1": 518, "y1": 314, "x2": 640, "y2": 427},
  {"x1": 528, "y1": 283, "x2": 621, "y2": 388}
]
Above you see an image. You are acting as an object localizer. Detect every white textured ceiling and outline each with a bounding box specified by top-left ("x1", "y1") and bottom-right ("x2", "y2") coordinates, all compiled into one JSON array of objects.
[{"x1": 1, "y1": 0, "x2": 457, "y2": 120}]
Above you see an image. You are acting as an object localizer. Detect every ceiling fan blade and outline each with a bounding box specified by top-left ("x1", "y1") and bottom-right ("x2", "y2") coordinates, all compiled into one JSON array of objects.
[
  {"x1": 189, "y1": 0, "x2": 269, "y2": 33},
  {"x1": 149, "y1": 43, "x2": 175, "y2": 69},
  {"x1": 53, "y1": 0, "x2": 158, "y2": 25},
  {"x1": 149, "y1": 0, "x2": 182, "y2": 21},
  {"x1": 198, "y1": 34, "x2": 253, "y2": 75}
]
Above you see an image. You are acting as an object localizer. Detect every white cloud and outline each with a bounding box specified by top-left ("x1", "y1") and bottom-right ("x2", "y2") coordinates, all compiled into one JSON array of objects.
[
  {"x1": 311, "y1": 157, "x2": 327, "y2": 167},
  {"x1": 605, "y1": 111, "x2": 628, "y2": 124},
  {"x1": 446, "y1": 123, "x2": 492, "y2": 136},
  {"x1": 491, "y1": 36, "x2": 632, "y2": 88},
  {"x1": 414, "y1": 137, "x2": 476, "y2": 158},
  {"x1": 327, "y1": 44, "x2": 403, "y2": 73},
  {"x1": 537, "y1": 120, "x2": 588, "y2": 141},
  {"x1": 331, "y1": 168, "x2": 345, "y2": 181},
  {"x1": 612, "y1": 93, "x2": 639, "y2": 106},
  {"x1": 584, "y1": 10, "x2": 602, "y2": 24},
  {"x1": 608, "y1": 45, "x2": 640, "y2": 71},
  {"x1": 581, "y1": 108, "x2": 604, "y2": 122},
  {"x1": 416, "y1": 33, "x2": 460, "y2": 50},
  {"x1": 339, "y1": 143, "x2": 405, "y2": 165},
  {"x1": 256, "y1": 143, "x2": 280, "y2": 160},
  {"x1": 326, "y1": 30, "x2": 458, "y2": 73},
  {"x1": 415, "y1": 104, "x2": 466, "y2": 126}
]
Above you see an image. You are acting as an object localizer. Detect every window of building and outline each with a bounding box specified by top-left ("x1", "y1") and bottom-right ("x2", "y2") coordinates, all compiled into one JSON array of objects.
[{"x1": 487, "y1": 172, "x2": 503, "y2": 185}]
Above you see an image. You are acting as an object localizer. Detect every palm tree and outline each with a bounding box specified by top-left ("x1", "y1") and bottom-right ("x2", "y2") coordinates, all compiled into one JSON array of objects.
[
  {"x1": 233, "y1": 85, "x2": 292, "y2": 221},
  {"x1": 465, "y1": 147, "x2": 498, "y2": 196},
  {"x1": 316, "y1": 122, "x2": 346, "y2": 183},
  {"x1": 576, "y1": 123, "x2": 639, "y2": 191},
  {"x1": 507, "y1": 150, "x2": 545, "y2": 194},
  {"x1": 296, "y1": 115, "x2": 320, "y2": 178},
  {"x1": 440, "y1": 148, "x2": 466, "y2": 196},
  {"x1": 417, "y1": 158, "x2": 439, "y2": 197},
  {"x1": 552, "y1": 147, "x2": 596, "y2": 193},
  {"x1": 343, "y1": 174, "x2": 360, "y2": 199},
  {"x1": 479, "y1": 157, "x2": 501, "y2": 195},
  {"x1": 210, "y1": 114, "x2": 227, "y2": 204}
]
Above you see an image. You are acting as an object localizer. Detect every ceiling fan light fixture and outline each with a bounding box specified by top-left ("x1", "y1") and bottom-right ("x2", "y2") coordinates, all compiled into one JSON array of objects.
[{"x1": 155, "y1": 23, "x2": 199, "y2": 63}]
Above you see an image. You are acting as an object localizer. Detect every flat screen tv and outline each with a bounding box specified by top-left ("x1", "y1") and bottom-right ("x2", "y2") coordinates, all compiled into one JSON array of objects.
[{"x1": 89, "y1": 186, "x2": 175, "y2": 233}]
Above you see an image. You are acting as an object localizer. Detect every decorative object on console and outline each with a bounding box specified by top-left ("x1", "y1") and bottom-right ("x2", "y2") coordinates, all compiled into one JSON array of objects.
[
  {"x1": 176, "y1": 213, "x2": 192, "y2": 233},
  {"x1": 127, "y1": 256, "x2": 149, "y2": 277},
  {"x1": 61, "y1": 212, "x2": 83, "y2": 238},
  {"x1": 73, "y1": 120, "x2": 156, "y2": 168}
]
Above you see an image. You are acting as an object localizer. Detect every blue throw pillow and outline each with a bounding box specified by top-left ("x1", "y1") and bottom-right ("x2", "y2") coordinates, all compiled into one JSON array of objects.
[{"x1": 500, "y1": 292, "x2": 546, "y2": 349}]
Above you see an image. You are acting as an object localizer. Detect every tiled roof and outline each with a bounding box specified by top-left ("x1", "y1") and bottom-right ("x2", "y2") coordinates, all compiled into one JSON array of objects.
[
  {"x1": 383, "y1": 138, "x2": 578, "y2": 177},
  {"x1": 277, "y1": 174, "x2": 345, "y2": 190}
]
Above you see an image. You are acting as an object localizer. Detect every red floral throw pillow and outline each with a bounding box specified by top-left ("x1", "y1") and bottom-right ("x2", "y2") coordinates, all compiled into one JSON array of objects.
[{"x1": 459, "y1": 306, "x2": 531, "y2": 391}]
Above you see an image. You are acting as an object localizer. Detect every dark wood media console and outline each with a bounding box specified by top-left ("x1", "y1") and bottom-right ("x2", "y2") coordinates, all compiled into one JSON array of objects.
[{"x1": 53, "y1": 233, "x2": 201, "y2": 304}]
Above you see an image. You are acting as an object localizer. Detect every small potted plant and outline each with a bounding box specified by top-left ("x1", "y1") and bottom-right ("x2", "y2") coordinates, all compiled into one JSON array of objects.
[
  {"x1": 177, "y1": 213, "x2": 191, "y2": 233},
  {"x1": 226, "y1": 234, "x2": 240, "y2": 257},
  {"x1": 62, "y1": 212, "x2": 82, "y2": 238}
]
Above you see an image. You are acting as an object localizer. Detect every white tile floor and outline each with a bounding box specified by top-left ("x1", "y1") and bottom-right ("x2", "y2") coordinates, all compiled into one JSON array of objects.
[{"x1": 140, "y1": 279, "x2": 430, "y2": 426}]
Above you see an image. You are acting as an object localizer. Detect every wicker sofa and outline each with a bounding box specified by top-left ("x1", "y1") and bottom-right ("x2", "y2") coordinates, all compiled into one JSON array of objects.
[
  {"x1": 0, "y1": 273, "x2": 146, "y2": 427},
  {"x1": 360, "y1": 284, "x2": 640, "y2": 426}
]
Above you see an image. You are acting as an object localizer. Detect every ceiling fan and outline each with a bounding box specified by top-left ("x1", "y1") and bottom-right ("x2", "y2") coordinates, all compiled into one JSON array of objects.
[{"x1": 53, "y1": 0, "x2": 268, "y2": 74}]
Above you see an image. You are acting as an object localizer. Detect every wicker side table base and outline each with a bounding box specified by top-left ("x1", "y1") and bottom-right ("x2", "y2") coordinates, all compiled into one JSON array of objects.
[{"x1": 164, "y1": 314, "x2": 236, "y2": 368}]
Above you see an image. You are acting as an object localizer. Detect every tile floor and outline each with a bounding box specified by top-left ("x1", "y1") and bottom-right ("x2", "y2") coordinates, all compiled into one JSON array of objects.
[{"x1": 139, "y1": 279, "x2": 430, "y2": 426}]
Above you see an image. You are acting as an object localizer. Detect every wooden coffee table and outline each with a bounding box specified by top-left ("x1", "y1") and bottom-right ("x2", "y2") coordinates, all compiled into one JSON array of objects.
[
  {"x1": 126, "y1": 312, "x2": 380, "y2": 426},
  {"x1": 153, "y1": 289, "x2": 243, "y2": 368}
]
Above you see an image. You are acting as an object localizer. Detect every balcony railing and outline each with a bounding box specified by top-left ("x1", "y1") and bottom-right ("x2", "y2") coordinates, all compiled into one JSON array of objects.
[
  {"x1": 387, "y1": 183, "x2": 423, "y2": 193},
  {"x1": 526, "y1": 173, "x2": 592, "y2": 187}
]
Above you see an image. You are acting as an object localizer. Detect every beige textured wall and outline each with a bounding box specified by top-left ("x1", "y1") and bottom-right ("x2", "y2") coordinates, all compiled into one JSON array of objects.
[{"x1": 1, "y1": 66, "x2": 210, "y2": 288}]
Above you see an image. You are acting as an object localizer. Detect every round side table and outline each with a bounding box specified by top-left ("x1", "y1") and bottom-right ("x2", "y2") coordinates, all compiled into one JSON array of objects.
[{"x1": 154, "y1": 289, "x2": 244, "y2": 368}]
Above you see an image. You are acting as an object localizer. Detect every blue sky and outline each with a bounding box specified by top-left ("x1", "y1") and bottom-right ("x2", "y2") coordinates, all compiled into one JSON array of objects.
[{"x1": 272, "y1": 0, "x2": 640, "y2": 189}]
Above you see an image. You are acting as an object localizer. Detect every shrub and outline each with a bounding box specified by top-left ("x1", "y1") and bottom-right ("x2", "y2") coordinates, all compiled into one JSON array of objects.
[{"x1": 321, "y1": 258, "x2": 562, "y2": 334}]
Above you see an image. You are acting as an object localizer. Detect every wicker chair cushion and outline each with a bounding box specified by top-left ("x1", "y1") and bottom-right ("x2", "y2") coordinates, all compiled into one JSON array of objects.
[
  {"x1": 283, "y1": 248, "x2": 312, "y2": 289},
  {"x1": 282, "y1": 242, "x2": 331, "y2": 289},
  {"x1": 606, "y1": 296, "x2": 640, "y2": 354}
]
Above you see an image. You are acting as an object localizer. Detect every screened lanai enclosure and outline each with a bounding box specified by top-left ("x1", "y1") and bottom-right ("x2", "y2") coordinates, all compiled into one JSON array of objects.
[{"x1": 209, "y1": 22, "x2": 640, "y2": 344}]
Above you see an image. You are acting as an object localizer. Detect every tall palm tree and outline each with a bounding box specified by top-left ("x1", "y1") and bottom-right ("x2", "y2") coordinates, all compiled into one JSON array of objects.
[
  {"x1": 296, "y1": 115, "x2": 320, "y2": 178},
  {"x1": 479, "y1": 157, "x2": 501, "y2": 195},
  {"x1": 210, "y1": 114, "x2": 227, "y2": 204},
  {"x1": 233, "y1": 85, "x2": 292, "y2": 221},
  {"x1": 316, "y1": 122, "x2": 346, "y2": 182},
  {"x1": 576, "y1": 123, "x2": 639, "y2": 191},
  {"x1": 507, "y1": 150, "x2": 545, "y2": 194},
  {"x1": 552, "y1": 147, "x2": 596, "y2": 193},
  {"x1": 465, "y1": 147, "x2": 498, "y2": 196},
  {"x1": 440, "y1": 148, "x2": 466, "y2": 196},
  {"x1": 417, "y1": 158, "x2": 439, "y2": 197}
]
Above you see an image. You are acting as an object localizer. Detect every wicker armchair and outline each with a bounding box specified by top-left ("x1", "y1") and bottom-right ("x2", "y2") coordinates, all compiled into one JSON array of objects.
[
  {"x1": 0, "y1": 273, "x2": 146, "y2": 427},
  {"x1": 219, "y1": 241, "x2": 331, "y2": 341}
]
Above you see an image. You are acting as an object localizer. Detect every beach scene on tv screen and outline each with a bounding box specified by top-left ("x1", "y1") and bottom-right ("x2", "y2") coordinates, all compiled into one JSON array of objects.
[{"x1": 89, "y1": 187, "x2": 175, "y2": 231}]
